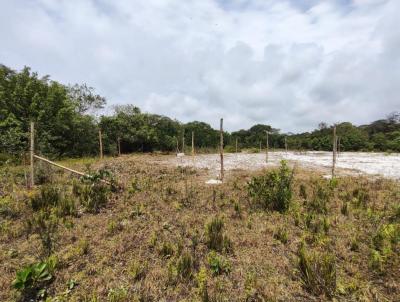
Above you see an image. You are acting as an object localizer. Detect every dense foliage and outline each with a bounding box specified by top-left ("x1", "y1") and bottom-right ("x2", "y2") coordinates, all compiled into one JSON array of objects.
[{"x1": 1, "y1": 65, "x2": 399, "y2": 161}]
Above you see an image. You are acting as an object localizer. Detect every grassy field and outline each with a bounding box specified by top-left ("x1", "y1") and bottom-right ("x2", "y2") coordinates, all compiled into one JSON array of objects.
[{"x1": 0, "y1": 154, "x2": 399, "y2": 301}]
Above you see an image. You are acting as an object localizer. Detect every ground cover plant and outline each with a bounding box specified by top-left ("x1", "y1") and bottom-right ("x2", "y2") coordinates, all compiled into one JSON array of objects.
[{"x1": 0, "y1": 154, "x2": 399, "y2": 301}]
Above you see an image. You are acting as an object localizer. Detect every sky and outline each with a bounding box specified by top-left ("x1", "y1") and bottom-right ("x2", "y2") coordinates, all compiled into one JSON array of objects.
[{"x1": 0, "y1": 0, "x2": 399, "y2": 133}]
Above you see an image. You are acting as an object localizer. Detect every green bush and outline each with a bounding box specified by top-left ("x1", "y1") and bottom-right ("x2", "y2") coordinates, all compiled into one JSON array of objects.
[
  {"x1": 247, "y1": 161, "x2": 294, "y2": 212},
  {"x1": 297, "y1": 244, "x2": 336, "y2": 298},
  {"x1": 30, "y1": 185, "x2": 61, "y2": 211},
  {"x1": 26, "y1": 210, "x2": 58, "y2": 256}
]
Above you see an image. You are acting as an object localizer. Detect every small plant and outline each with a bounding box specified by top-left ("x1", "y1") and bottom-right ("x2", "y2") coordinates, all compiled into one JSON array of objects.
[
  {"x1": 297, "y1": 244, "x2": 336, "y2": 298},
  {"x1": 205, "y1": 217, "x2": 232, "y2": 253},
  {"x1": 341, "y1": 201, "x2": 349, "y2": 216},
  {"x1": 176, "y1": 251, "x2": 194, "y2": 279},
  {"x1": 77, "y1": 239, "x2": 90, "y2": 255},
  {"x1": 129, "y1": 260, "x2": 147, "y2": 281},
  {"x1": 308, "y1": 180, "x2": 331, "y2": 214},
  {"x1": 352, "y1": 187, "x2": 370, "y2": 208},
  {"x1": 159, "y1": 242, "x2": 174, "y2": 258},
  {"x1": 107, "y1": 220, "x2": 123, "y2": 235},
  {"x1": 299, "y1": 183, "x2": 307, "y2": 200},
  {"x1": 12, "y1": 261, "x2": 53, "y2": 300},
  {"x1": 196, "y1": 266, "x2": 209, "y2": 302},
  {"x1": 107, "y1": 286, "x2": 128, "y2": 302},
  {"x1": 207, "y1": 251, "x2": 231, "y2": 276},
  {"x1": 274, "y1": 227, "x2": 288, "y2": 244},
  {"x1": 26, "y1": 210, "x2": 58, "y2": 256},
  {"x1": 247, "y1": 161, "x2": 294, "y2": 213}
]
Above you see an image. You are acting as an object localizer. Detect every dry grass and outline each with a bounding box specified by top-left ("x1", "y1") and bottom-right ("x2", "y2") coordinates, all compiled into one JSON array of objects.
[{"x1": 0, "y1": 154, "x2": 399, "y2": 301}]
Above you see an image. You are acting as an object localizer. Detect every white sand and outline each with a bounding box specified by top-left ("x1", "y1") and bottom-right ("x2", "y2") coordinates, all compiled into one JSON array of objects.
[{"x1": 167, "y1": 151, "x2": 400, "y2": 180}]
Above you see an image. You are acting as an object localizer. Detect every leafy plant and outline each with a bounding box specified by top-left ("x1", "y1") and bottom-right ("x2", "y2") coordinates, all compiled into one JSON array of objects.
[
  {"x1": 207, "y1": 251, "x2": 231, "y2": 276},
  {"x1": 12, "y1": 261, "x2": 53, "y2": 300},
  {"x1": 26, "y1": 210, "x2": 58, "y2": 256},
  {"x1": 176, "y1": 251, "x2": 194, "y2": 279},
  {"x1": 247, "y1": 161, "x2": 294, "y2": 212}
]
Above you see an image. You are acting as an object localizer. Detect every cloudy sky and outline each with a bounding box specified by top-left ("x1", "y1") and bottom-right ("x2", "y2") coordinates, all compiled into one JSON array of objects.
[{"x1": 1, "y1": 0, "x2": 399, "y2": 132}]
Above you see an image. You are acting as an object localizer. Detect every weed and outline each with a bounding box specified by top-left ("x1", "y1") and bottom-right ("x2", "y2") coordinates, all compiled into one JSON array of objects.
[
  {"x1": 341, "y1": 201, "x2": 349, "y2": 216},
  {"x1": 299, "y1": 183, "x2": 307, "y2": 200},
  {"x1": 196, "y1": 266, "x2": 209, "y2": 302},
  {"x1": 205, "y1": 217, "x2": 232, "y2": 253},
  {"x1": 159, "y1": 242, "x2": 174, "y2": 258},
  {"x1": 26, "y1": 210, "x2": 58, "y2": 256},
  {"x1": 107, "y1": 220, "x2": 123, "y2": 235},
  {"x1": 77, "y1": 239, "x2": 90, "y2": 255},
  {"x1": 274, "y1": 227, "x2": 288, "y2": 244},
  {"x1": 176, "y1": 251, "x2": 194, "y2": 279},
  {"x1": 129, "y1": 260, "x2": 147, "y2": 281},
  {"x1": 12, "y1": 261, "x2": 53, "y2": 300},
  {"x1": 247, "y1": 160, "x2": 294, "y2": 213},
  {"x1": 297, "y1": 244, "x2": 336, "y2": 297},
  {"x1": 107, "y1": 286, "x2": 128, "y2": 302},
  {"x1": 352, "y1": 187, "x2": 370, "y2": 208},
  {"x1": 30, "y1": 185, "x2": 61, "y2": 211},
  {"x1": 207, "y1": 251, "x2": 231, "y2": 275},
  {"x1": 308, "y1": 180, "x2": 330, "y2": 214}
]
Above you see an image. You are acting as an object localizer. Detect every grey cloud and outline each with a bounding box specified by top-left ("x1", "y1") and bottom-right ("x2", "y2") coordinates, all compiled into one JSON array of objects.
[{"x1": 0, "y1": 0, "x2": 399, "y2": 132}]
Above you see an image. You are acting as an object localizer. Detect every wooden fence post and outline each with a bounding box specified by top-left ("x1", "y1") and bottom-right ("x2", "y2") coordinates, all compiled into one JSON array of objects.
[
  {"x1": 191, "y1": 131, "x2": 194, "y2": 156},
  {"x1": 235, "y1": 138, "x2": 238, "y2": 153},
  {"x1": 30, "y1": 121, "x2": 35, "y2": 188},
  {"x1": 285, "y1": 136, "x2": 288, "y2": 153},
  {"x1": 265, "y1": 131, "x2": 269, "y2": 163},
  {"x1": 99, "y1": 129, "x2": 103, "y2": 159},
  {"x1": 332, "y1": 126, "x2": 337, "y2": 178},
  {"x1": 117, "y1": 137, "x2": 121, "y2": 156},
  {"x1": 182, "y1": 129, "x2": 185, "y2": 154},
  {"x1": 259, "y1": 141, "x2": 261, "y2": 153},
  {"x1": 220, "y1": 118, "x2": 224, "y2": 181}
]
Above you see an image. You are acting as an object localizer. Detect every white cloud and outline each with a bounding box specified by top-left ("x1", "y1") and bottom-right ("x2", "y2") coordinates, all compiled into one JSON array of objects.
[{"x1": 0, "y1": 0, "x2": 399, "y2": 132}]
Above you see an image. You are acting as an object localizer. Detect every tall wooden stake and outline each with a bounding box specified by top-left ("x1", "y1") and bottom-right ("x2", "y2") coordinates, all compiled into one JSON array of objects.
[
  {"x1": 285, "y1": 136, "x2": 288, "y2": 153},
  {"x1": 235, "y1": 138, "x2": 238, "y2": 153},
  {"x1": 182, "y1": 129, "x2": 185, "y2": 154},
  {"x1": 337, "y1": 136, "x2": 341, "y2": 156},
  {"x1": 266, "y1": 132, "x2": 269, "y2": 163},
  {"x1": 30, "y1": 121, "x2": 35, "y2": 188},
  {"x1": 191, "y1": 131, "x2": 194, "y2": 156},
  {"x1": 99, "y1": 129, "x2": 103, "y2": 159},
  {"x1": 117, "y1": 137, "x2": 121, "y2": 156},
  {"x1": 332, "y1": 126, "x2": 337, "y2": 178},
  {"x1": 259, "y1": 141, "x2": 262, "y2": 153},
  {"x1": 176, "y1": 137, "x2": 179, "y2": 155},
  {"x1": 220, "y1": 118, "x2": 224, "y2": 181}
]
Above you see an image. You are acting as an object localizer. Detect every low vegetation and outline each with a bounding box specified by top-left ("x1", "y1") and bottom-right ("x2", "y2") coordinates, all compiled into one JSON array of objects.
[{"x1": 0, "y1": 156, "x2": 399, "y2": 301}]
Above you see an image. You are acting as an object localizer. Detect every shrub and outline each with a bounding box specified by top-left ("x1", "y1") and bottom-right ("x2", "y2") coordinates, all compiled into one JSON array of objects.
[
  {"x1": 247, "y1": 161, "x2": 294, "y2": 212},
  {"x1": 205, "y1": 217, "x2": 232, "y2": 253},
  {"x1": 30, "y1": 185, "x2": 61, "y2": 211},
  {"x1": 12, "y1": 261, "x2": 53, "y2": 300},
  {"x1": 297, "y1": 244, "x2": 336, "y2": 297},
  {"x1": 307, "y1": 180, "x2": 331, "y2": 214},
  {"x1": 207, "y1": 251, "x2": 231, "y2": 276},
  {"x1": 352, "y1": 187, "x2": 370, "y2": 208}
]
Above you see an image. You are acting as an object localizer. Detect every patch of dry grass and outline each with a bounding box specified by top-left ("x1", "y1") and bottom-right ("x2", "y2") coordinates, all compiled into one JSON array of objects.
[{"x1": 0, "y1": 154, "x2": 399, "y2": 301}]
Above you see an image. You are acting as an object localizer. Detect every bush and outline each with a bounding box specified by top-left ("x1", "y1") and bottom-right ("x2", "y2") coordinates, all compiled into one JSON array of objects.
[
  {"x1": 297, "y1": 244, "x2": 336, "y2": 298},
  {"x1": 247, "y1": 161, "x2": 294, "y2": 212},
  {"x1": 307, "y1": 180, "x2": 331, "y2": 214},
  {"x1": 30, "y1": 185, "x2": 61, "y2": 211},
  {"x1": 205, "y1": 217, "x2": 232, "y2": 253}
]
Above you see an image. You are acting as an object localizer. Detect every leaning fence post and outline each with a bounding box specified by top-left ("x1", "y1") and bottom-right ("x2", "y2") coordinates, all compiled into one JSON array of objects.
[
  {"x1": 30, "y1": 121, "x2": 35, "y2": 188},
  {"x1": 191, "y1": 131, "x2": 194, "y2": 156},
  {"x1": 99, "y1": 128, "x2": 103, "y2": 159},
  {"x1": 182, "y1": 129, "x2": 185, "y2": 154},
  {"x1": 220, "y1": 118, "x2": 224, "y2": 181},
  {"x1": 332, "y1": 126, "x2": 337, "y2": 178}
]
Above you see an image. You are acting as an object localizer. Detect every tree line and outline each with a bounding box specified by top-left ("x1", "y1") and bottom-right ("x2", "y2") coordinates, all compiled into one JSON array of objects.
[{"x1": 1, "y1": 65, "x2": 399, "y2": 162}]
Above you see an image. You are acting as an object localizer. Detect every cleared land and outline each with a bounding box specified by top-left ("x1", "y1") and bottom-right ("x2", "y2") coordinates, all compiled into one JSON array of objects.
[
  {"x1": 167, "y1": 151, "x2": 400, "y2": 179},
  {"x1": 0, "y1": 154, "x2": 399, "y2": 301}
]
